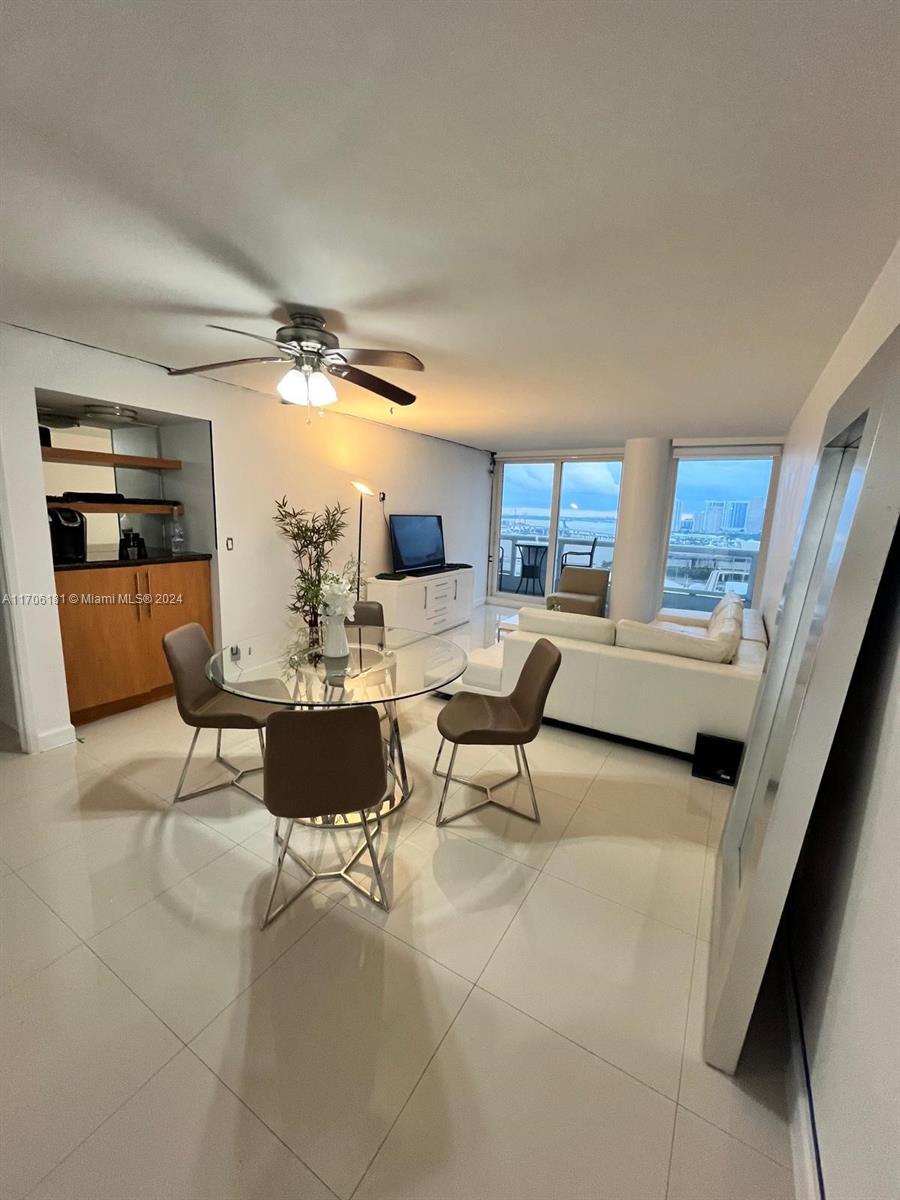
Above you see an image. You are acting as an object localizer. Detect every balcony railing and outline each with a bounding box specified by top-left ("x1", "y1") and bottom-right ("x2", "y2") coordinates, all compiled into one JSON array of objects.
[
  {"x1": 495, "y1": 534, "x2": 614, "y2": 595},
  {"x1": 493, "y1": 532, "x2": 759, "y2": 611},
  {"x1": 662, "y1": 544, "x2": 760, "y2": 612}
]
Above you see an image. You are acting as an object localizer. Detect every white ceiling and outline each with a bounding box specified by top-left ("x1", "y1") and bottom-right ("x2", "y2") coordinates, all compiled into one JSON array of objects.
[{"x1": 1, "y1": 0, "x2": 897, "y2": 451}]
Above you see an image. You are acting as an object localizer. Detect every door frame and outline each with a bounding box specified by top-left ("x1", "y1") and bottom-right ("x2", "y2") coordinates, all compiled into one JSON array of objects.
[
  {"x1": 704, "y1": 328, "x2": 899, "y2": 1072},
  {"x1": 488, "y1": 453, "x2": 623, "y2": 604}
]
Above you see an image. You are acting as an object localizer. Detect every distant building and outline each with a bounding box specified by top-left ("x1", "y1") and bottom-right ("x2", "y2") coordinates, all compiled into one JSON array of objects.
[
  {"x1": 701, "y1": 500, "x2": 726, "y2": 534},
  {"x1": 724, "y1": 500, "x2": 749, "y2": 532},
  {"x1": 747, "y1": 496, "x2": 766, "y2": 535},
  {"x1": 672, "y1": 498, "x2": 683, "y2": 531}
]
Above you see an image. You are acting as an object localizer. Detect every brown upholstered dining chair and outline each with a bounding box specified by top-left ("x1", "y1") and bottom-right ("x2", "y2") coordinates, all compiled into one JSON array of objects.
[
  {"x1": 432, "y1": 637, "x2": 561, "y2": 827},
  {"x1": 162, "y1": 623, "x2": 283, "y2": 804},
  {"x1": 345, "y1": 599, "x2": 385, "y2": 629},
  {"x1": 259, "y1": 706, "x2": 391, "y2": 927}
]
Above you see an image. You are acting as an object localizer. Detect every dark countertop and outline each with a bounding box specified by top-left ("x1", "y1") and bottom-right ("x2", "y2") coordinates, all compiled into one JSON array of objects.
[{"x1": 54, "y1": 551, "x2": 212, "y2": 572}]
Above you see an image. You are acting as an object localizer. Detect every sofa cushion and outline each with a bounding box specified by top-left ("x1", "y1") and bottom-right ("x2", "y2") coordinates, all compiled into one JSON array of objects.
[
  {"x1": 520, "y1": 606, "x2": 617, "y2": 645},
  {"x1": 616, "y1": 618, "x2": 738, "y2": 664},
  {"x1": 707, "y1": 601, "x2": 741, "y2": 633},
  {"x1": 653, "y1": 620, "x2": 708, "y2": 638},
  {"x1": 710, "y1": 591, "x2": 743, "y2": 618}
]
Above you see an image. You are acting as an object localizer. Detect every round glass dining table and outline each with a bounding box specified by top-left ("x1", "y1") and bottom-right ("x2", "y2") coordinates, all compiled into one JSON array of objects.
[{"x1": 206, "y1": 623, "x2": 468, "y2": 824}]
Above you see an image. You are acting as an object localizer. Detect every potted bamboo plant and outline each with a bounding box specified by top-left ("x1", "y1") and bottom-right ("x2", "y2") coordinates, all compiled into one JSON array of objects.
[{"x1": 273, "y1": 497, "x2": 349, "y2": 643}]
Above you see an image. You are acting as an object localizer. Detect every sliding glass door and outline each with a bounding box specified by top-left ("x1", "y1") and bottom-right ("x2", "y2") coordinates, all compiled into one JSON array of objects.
[
  {"x1": 492, "y1": 457, "x2": 622, "y2": 600},
  {"x1": 554, "y1": 460, "x2": 623, "y2": 590},
  {"x1": 495, "y1": 462, "x2": 556, "y2": 596},
  {"x1": 663, "y1": 456, "x2": 776, "y2": 611}
]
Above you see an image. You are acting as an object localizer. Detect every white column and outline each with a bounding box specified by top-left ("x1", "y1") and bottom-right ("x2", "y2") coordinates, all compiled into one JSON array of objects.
[{"x1": 608, "y1": 437, "x2": 673, "y2": 623}]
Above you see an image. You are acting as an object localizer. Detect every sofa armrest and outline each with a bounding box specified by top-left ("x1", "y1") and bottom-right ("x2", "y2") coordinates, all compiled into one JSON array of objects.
[{"x1": 655, "y1": 607, "x2": 710, "y2": 627}]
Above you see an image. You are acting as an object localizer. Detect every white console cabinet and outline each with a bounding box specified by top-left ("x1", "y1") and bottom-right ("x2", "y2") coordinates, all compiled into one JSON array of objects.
[{"x1": 366, "y1": 567, "x2": 474, "y2": 634}]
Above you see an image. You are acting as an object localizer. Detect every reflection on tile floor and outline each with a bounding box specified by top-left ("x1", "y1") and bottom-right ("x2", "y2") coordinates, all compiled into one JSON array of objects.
[{"x1": 0, "y1": 604, "x2": 791, "y2": 1200}]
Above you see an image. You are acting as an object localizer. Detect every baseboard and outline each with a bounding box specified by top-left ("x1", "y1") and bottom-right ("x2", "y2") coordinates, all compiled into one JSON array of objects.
[
  {"x1": 784, "y1": 945, "x2": 825, "y2": 1200},
  {"x1": 32, "y1": 722, "x2": 77, "y2": 754}
]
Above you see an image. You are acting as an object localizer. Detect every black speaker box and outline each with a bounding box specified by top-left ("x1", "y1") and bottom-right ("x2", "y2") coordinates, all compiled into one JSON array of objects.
[{"x1": 692, "y1": 733, "x2": 744, "y2": 786}]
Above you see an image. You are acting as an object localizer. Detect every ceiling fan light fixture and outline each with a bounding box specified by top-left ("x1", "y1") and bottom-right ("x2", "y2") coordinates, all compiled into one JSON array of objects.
[
  {"x1": 276, "y1": 365, "x2": 336, "y2": 408},
  {"x1": 307, "y1": 369, "x2": 337, "y2": 407}
]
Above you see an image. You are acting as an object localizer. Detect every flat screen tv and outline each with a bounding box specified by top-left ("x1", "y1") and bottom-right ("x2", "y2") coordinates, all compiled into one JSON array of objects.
[{"x1": 389, "y1": 514, "x2": 445, "y2": 573}]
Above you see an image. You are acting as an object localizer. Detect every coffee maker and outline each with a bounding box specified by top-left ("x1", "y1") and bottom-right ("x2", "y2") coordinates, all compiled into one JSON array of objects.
[{"x1": 48, "y1": 508, "x2": 87, "y2": 565}]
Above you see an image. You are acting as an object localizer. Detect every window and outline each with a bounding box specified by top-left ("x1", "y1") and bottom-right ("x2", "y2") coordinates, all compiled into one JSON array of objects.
[
  {"x1": 492, "y1": 458, "x2": 623, "y2": 598},
  {"x1": 663, "y1": 456, "x2": 775, "y2": 612},
  {"x1": 554, "y1": 460, "x2": 623, "y2": 588},
  {"x1": 496, "y1": 462, "x2": 555, "y2": 596}
]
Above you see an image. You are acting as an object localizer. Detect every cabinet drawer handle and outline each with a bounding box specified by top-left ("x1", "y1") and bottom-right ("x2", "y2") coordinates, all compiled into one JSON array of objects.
[
  {"x1": 134, "y1": 572, "x2": 142, "y2": 622},
  {"x1": 423, "y1": 585, "x2": 428, "y2": 609}
]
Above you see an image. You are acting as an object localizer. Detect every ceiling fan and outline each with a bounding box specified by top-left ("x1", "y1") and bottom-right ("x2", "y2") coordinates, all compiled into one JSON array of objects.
[{"x1": 167, "y1": 310, "x2": 423, "y2": 410}]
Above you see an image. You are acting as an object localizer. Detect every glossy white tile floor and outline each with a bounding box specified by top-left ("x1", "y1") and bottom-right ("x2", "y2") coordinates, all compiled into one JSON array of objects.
[{"x1": 0, "y1": 605, "x2": 793, "y2": 1199}]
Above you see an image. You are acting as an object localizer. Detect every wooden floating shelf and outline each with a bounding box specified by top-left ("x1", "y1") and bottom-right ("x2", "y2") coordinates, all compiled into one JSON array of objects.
[
  {"x1": 41, "y1": 447, "x2": 183, "y2": 470},
  {"x1": 47, "y1": 501, "x2": 184, "y2": 516}
]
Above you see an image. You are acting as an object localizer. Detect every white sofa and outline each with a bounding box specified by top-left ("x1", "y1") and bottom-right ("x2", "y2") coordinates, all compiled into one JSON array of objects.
[{"x1": 437, "y1": 602, "x2": 767, "y2": 754}]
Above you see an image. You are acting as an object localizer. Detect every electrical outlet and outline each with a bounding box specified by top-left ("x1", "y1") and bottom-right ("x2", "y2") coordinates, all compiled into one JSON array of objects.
[
  {"x1": 225, "y1": 537, "x2": 234, "y2": 551},
  {"x1": 378, "y1": 491, "x2": 386, "y2": 502}
]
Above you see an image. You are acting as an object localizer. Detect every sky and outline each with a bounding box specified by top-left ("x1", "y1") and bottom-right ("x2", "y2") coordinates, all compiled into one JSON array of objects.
[{"x1": 501, "y1": 458, "x2": 773, "y2": 516}]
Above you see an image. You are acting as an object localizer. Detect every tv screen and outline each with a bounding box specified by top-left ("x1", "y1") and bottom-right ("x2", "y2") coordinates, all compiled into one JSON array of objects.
[{"x1": 389, "y1": 514, "x2": 445, "y2": 573}]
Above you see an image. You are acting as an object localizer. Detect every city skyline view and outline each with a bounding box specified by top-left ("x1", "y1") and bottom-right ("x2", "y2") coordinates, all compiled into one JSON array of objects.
[{"x1": 496, "y1": 456, "x2": 775, "y2": 607}]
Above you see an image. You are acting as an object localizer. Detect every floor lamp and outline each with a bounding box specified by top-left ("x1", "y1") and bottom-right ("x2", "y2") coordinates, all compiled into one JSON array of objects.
[{"x1": 351, "y1": 481, "x2": 374, "y2": 599}]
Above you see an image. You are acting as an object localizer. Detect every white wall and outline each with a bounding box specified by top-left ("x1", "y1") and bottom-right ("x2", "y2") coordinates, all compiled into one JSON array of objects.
[
  {"x1": 0, "y1": 543, "x2": 20, "y2": 734},
  {"x1": 0, "y1": 324, "x2": 492, "y2": 751},
  {"x1": 760, "y1": 241, "x2": 899, "y2": 1198},
  {"x1": 760, "y1": 240, "x2": 900, "y2": 629},
  {"x1": 42, "y1": 426, "x2": 119, "y2": 549}
]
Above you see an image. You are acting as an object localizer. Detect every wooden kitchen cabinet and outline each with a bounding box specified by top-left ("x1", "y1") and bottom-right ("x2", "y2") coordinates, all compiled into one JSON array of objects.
[
  {"x1": 137, "y1": 560, "x2": 214, "y2": 691},
  {"x1": 55, "y1": 557, "x2": 213, "y2": 723}
]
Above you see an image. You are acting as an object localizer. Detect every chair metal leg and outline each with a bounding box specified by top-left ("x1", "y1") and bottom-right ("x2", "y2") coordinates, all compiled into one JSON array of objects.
[
  {"x1": 172, "y1": 725, "x2": 265, "y2": 804},
  {"x1": 263, "y1": 808, "x2": 391, "y2": 925},
  {"x1": 173, "y1": 727, "x2": 201, "y2": 803},
  {"x1": 259, "y1": 819, "x2": 320, "y2": 928},
  {"x1": 435, "y1": 741, "x2": 458, "y2": 826},
  {"x1": 361, "y1": 811, "x2": 390, "y2": 910},
  {"x1": 215, "y1": 729, "x2": 265, "y2": 802},
  {"x1": 519, "y1": 744, "x2": 541, "y2": 822},
  {"x1": 433, "y1": 739, "x2": 540, "y2": 826}
]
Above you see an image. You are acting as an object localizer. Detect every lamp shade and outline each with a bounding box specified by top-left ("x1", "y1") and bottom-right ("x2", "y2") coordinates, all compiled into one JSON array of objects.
[
  {"x1": 351, "y1": 480, "x2": 375, "y2": 496},
  {"x1": 277, "y1": 367, "x2": 337, "y2": 407}
]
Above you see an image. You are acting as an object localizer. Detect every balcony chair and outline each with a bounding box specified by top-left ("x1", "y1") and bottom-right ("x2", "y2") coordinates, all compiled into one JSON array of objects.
[
  {"x1": 547, "y1": 565, "x2": 609, "y2": 616},
  {"x1": 432, "y1": 638, "x2": 561, "y2": 826},
  {"x1": 561, "y1": 535, "x2": 598, "y2": 569},
  {"x1": 516, "y1": 543, "x2": 547, "y2": 595}
]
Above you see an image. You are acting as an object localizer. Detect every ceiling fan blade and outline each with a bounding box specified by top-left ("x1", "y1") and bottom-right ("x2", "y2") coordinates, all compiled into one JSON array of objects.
[
  {"x1": 207, "y1": 323, "x2": 297, "y2": 352},
  {"x1": 328, "y1": 363, "x2": 416, "y2": 406},
  {"x1": 167, "y1": 355, "x2": 292, "y2": 377},
  {"x1": 326, "y1": 348, "x2": 424, "y2": 371}
]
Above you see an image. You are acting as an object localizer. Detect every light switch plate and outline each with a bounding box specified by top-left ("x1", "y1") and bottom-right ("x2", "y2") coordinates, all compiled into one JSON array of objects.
[{"x1": 225, "y1": 537, "x2": 234, "y2": 550}]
